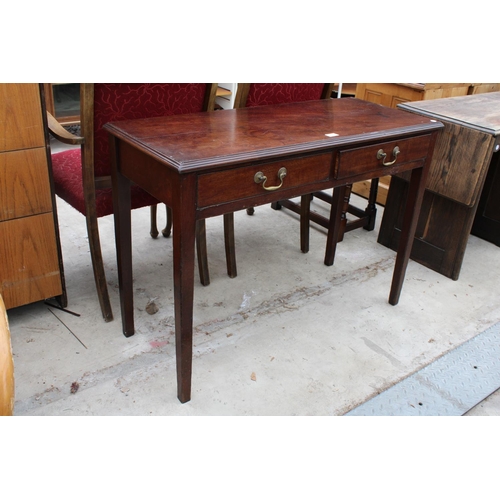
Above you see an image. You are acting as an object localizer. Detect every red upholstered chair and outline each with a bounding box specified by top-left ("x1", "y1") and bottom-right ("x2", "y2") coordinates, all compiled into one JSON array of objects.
[
  {"x1": 234, "y1": 83, "x2": 333, "y2": 218},
  {"x1": 47, "y1": 83, "x2": 234, "y2": 322},
  {"x1": 232, "y1": 83, "x2": 334, "y2": 240},
  {"x1": 233, "y1": 83, "x2": 333, "y2": 108},
  {"x1": 233, "y1": 83, "x2": 377, "y2": 256}
]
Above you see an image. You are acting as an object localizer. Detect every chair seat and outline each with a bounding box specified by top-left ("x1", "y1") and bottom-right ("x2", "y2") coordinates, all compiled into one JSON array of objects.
[{"x1": 52, "y1": 149, "x2": 160, "y2": 217}]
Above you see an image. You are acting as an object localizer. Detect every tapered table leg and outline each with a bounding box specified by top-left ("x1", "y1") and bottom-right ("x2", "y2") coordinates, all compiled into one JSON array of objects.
[
  {"x1": 300, "y1": 194, "x2": 312, "y2": 253},
  {"x1": 196, "y1": 219, "x2": 210, "y2": 286},
  {"x1": 389, "y1": 167, "x2": 427, "y2": 305},
  {"x1": 224, "y1": 212, "x2": 237, "y2": 278},
  {"x1": 172, "y1": 176, "x2": 197, "y2": 403},
  {"x1": 110, "y1": 136, "x2": 134, "y2": 337}
]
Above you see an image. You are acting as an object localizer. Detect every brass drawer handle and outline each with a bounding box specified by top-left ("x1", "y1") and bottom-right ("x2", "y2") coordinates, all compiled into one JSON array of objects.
[
  {"x1": 254, "y1": 167, "x2": 287, "y2": 191},
  {"x1": 377, "y1": 146, "x2": 400, "y2": 166}
]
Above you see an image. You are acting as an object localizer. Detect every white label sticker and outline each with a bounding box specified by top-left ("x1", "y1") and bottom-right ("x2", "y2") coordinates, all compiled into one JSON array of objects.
[{"x1": 325, "y1": 133, "x2": 339, "y2": 137}]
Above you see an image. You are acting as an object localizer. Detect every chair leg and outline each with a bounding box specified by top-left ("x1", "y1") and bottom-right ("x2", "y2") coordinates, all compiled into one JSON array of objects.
[
  {"x1": 151, "y1": 204, "x2": 173, "y2": 239},
  {"x1": 325, "y1": 186, "x2": 349, "y2": 266},
  {"x1": 338, "y1": 184, "x2": 351, "y2": 242},
  {"x1": 158, "y1": 209, "x2": 233, "y2": 286},
  {"x1": 363, "y1": 178, "x2": 379, "y2": 231},
  {"x1": 163, "y1": 205, "x2": 172, "y2": 237},
  {"x1": 300, "y1": 194, "x2": 312, "y2": 253},
  {"x1": 196, "y1": 219, "x2": 210, "y2": 286},
  {"x1": 194, "y1": 214, "x2": 237, "y2": 285},
  {"x1": 86, "y1": 214, "x2": 113, "y2": 322},
  {"x1": 223, "y1": 212, "x2": 237, "y2": 278},
  {"x1": 150, "y1": 205, "x2": 159, "y2": 239}
]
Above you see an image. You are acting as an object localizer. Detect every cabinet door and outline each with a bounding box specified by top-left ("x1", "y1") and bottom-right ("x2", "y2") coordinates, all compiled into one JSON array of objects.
[
  {"x1": 0, "y1": 149, "x2": 53, "y2": 221},
  {"x1": 355, "y1": 83, "x2": 423, "y2": 108},
  {"x1": 0, "y1": 214, "x2": 63, "y2": 309},
  {"x1": 0, "y1": 84, "x2": 45, "y2": 152}
]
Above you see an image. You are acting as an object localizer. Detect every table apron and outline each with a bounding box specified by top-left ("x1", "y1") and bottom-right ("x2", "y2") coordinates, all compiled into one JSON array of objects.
[
  {"x1": 196, "y1": 158, "x2": 426, "y2": 219},
  {"x1": 116, "y1": 136, "x2": 429, "y2": 219},
  {"x1": 118, "y1": 140, "x2": 177, "y2": 207}
]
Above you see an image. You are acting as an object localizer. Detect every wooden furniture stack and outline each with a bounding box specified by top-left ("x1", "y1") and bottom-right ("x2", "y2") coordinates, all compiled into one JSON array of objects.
[{"x1": 0, "y1": 84, "x2": 66, "y2": 309}]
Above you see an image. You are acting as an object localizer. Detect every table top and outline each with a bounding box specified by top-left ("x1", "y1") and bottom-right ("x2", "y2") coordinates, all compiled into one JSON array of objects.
[
  {"x1": 104, "y1": 98, "x2": 442, "y2": 173},
  {"x1": 398, "y1": 92, "x2": 500, "y2": 136}
]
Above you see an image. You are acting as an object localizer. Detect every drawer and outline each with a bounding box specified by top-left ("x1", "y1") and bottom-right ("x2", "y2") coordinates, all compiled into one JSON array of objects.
[
  {"x1": 0, "y1": 148, "x2": 52, "y2": 221},
  {"x1": 336, "y1": 134, "x2": 432, "y2": 180},
  {"x1": 0, "y1": 84, "x2": 45, "y2": 153},
  {"x1": 0, "y1": 213, "x2": 62, "y2": 309},
  {"x1": 198, "y1": 153, "x2": 333, "y2": 208}
]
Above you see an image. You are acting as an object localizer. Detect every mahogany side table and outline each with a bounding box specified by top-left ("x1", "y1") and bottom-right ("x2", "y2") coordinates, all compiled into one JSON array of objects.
[{"x1": 105, "y1": 98, "x2": 442, "y2": 403}]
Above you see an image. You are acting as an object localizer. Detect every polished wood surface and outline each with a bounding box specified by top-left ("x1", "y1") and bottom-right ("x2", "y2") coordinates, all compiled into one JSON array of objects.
[
  {"x1": 108, "y1": 99, "x2": 438, "y2": 171},
  {"x1": 379, "y1": 92, "x2": 500, "y2": 280},
  {"x1": 106, "y1": 97, "x2": 442, "y2": 403},
  {"x1": 0, "y1": 84, "x2": 66, "y2": 309}
]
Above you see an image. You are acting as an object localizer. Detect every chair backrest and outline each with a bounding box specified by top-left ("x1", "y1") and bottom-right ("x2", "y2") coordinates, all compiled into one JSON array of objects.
[
  {"x1": 233, "y1": 83, "x2": 334, "y2": 108},
  {"x1": 81, "y1": 83, "x2": 218, "y2": 179},
  {"x1": 0, "y1": 294, "x2": 14, "y2": 416}
]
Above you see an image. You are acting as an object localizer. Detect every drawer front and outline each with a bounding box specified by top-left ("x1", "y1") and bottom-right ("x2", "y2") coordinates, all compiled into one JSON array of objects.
[
  {"x1": 198, "y1": 153, "x2": 333, "y2": 208},
  {"x1": 0, "y1": 213, "x2": 62, "y2": 309},
  {"x1": 0, "y1": 84, "x2": 45, "y2": 153},
  {"x1": 0, "y1": 148, "x2": 52, "y2": 221},
  {"x1": 336, "y1": 134, "x2": 432, "y2": 180}
]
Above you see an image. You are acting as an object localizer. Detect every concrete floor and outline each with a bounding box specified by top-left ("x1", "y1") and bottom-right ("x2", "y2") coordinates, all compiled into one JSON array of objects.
[{"x1": 6, "y1": 170, "x2": 500, "y2": 415}]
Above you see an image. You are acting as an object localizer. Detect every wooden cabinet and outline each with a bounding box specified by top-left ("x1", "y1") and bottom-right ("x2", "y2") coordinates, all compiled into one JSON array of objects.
[
  {"x1": 355, "y1": 83, "x2": 472, "y2": 107},
  {"x1": 469, "y1": 83, "x2": 500, "y2": 95},
  {"x1": 0, "y1": 84, "x2": 66, "y2": 309}
]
